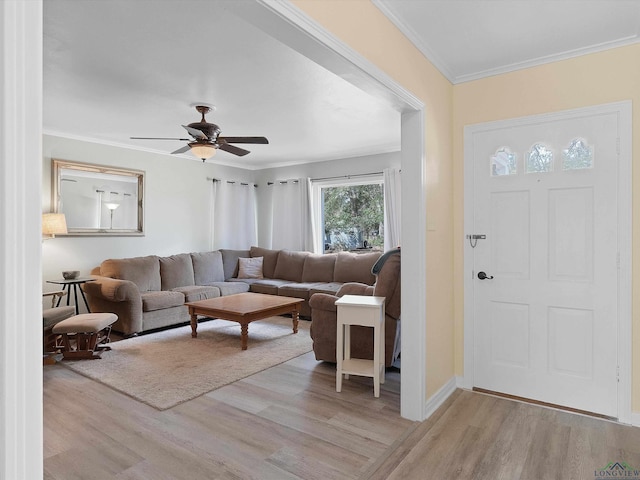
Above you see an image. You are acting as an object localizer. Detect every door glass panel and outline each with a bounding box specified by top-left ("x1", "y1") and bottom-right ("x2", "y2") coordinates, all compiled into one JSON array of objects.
[
  {"x1": 563, "y1": 138, "x2": 593, "y2": 170},
  {"x1": 526, "y1": 143, "x2": 553, "y2": 173},
  {"x1": 491, "y1": 147, "x2": 517, "y2": 176}
]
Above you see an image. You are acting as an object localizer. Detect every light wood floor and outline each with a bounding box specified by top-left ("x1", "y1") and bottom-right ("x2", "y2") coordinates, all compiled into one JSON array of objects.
[{"x1": 44, "y1": 350, "x2": 640, "y2": 479}]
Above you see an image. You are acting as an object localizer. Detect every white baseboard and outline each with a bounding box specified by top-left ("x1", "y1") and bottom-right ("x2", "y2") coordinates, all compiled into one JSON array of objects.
[
  {"x1": 421, "y1": 377, "x2": 640, "y2": 429},
  {"x1": 423, "y1": 376, "x2": 459, "y2": 419}
]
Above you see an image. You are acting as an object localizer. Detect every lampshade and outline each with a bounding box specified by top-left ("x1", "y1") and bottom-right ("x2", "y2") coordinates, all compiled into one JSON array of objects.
[
  {"x1": 105, "y1": 202, "x2": 120, "y2": 211},
  {"x1": 189, "y1": 143, "x2": 216, "y2": 161},
  {"x1": 42, "y1": 213, "x2": 68, "y2": 238}
]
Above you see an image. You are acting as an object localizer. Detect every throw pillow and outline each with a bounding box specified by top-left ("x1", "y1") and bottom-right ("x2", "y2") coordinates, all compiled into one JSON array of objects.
[{"x1": 237, "y1": 256, "x2": 264, "y2": 279}]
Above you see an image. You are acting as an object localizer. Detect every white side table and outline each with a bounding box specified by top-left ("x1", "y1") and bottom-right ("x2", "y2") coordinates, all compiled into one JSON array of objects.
[{"x1": 335, "y1": 294, "x2": 386, "y2": 397}]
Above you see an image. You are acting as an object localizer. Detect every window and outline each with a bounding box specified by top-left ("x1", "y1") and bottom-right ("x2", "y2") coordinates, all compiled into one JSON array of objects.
[
  {"x1": 312, "y1": 176, "x2": 384, "y2": 253},
  {"x1": 526, "y1": 143, "x2": 554, "y2": 173},
  {"x1": 563, "y1": 138, "x2": 593, "y2": 170},
  {"x1": 491, "y1": 147, "x2": 517, "y2": 176}
]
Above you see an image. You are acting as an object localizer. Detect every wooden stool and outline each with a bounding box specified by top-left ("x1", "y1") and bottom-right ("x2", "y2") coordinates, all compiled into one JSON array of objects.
[{"x1": 52, "y1": 313, "x2": 117, "y2": 359}]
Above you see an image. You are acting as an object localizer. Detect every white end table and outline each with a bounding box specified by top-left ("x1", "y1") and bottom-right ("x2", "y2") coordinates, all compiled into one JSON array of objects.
[{"x1": 335, "y1": 294, "x2": 386, "y2": 397}]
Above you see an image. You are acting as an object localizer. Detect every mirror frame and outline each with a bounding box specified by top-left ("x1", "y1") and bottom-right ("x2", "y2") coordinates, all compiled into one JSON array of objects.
[{"x1": 52, "y1": 159, "x2": 145, "y2": 236}]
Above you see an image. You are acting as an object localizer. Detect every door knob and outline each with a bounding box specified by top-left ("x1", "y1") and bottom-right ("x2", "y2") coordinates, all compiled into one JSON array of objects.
[{"x1": 477, "y1": 271, "x2": 494, "y2": 280}]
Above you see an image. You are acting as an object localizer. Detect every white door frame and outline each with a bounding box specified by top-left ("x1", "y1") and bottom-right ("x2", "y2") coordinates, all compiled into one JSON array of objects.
[
  {"x1": 1, "y1": 1, "x2": 44, "y2": 478},
  {"x1": 462, "y1": 101, "x2": 632, "y2": 424},
  {"x1": 238, "y1": 1, "x2": 428, "y2": 420}
]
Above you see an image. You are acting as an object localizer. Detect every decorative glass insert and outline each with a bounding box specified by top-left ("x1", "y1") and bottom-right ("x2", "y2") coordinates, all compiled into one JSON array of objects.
[
  {"x1": 491, "y1": 147, "x2": 517, "y2": 176},
  {"x1": 562, "y1": 138, "x2": 593, "y2": 170},
  {"x1": 526, "y1": 143, "x2": 554, "y2": 173}
]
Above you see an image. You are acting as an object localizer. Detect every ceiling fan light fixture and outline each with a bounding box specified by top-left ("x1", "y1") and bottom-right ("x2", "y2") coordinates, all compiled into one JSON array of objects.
[
  {"x1": 131, "y1": 105, "x2": 267, "y2": 158},
  {"x1": 189, "y1": 143, "x2": 216, "y2": 161}
]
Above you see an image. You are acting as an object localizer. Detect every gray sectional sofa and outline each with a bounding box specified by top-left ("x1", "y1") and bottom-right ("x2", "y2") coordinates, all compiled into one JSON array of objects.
[{"x1": 84, "y1": 246, "x2": 381, "y2": 336}]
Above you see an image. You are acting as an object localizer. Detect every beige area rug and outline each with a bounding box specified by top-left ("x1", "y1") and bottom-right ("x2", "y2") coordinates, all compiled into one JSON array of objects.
[{"x1": 60, "y1": 316, "x2": 312, "y2": 410}]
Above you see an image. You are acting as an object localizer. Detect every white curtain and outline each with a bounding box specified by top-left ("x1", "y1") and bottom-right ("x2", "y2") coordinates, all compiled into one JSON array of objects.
[
  {"x1": 383, "y1": 168, "x2": 401, "y2": 250},
  {"x1": 270, "y1": 178, "x2": 315, "y2": 251},
  {"x1": 211, "y1": 180, "x2": 257, "y2": 249}
]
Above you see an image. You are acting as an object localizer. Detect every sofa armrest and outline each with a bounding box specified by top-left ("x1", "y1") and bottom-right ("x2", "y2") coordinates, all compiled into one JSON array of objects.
[
  {"x1": 336, "y1": 282, "x2": 374, "y2": 297},
  {"x1": 82, "y1": 276, "x2": 144, "y2": 335},
  {"x1": 83, "y1": 276, "x2": 140, "y2": 302},
  {"x1": 308, "y1": 293, "x2": 339, "y2": 313}
]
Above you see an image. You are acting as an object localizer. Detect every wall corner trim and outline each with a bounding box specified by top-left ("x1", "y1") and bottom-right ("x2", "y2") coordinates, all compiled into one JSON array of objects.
[{"x1": 423, "y1": 376, "x2": 458, "y2": 420}]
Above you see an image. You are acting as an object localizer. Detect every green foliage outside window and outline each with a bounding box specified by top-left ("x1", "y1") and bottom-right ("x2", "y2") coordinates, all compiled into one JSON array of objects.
[{"x1": 322, "y1": 183, "x2": 384, "y2": 252}]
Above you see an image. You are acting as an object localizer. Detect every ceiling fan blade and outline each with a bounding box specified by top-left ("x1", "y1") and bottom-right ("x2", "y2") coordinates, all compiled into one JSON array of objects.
[
  {"x1": 219, "y1": 136, "x2": 268, "y2": 144},
  {"x1": 170, "y1": 145, "x2": 192, "y2": 155},
  {"x1": 218, "y1": 143, "x2": 250, "y2": 156},
  {"x1": 130, "y1": 137, "x2": 191, "y2": 141},
  {"x1": 182, "y1": 125, "x2": 208, "y2": 140}
]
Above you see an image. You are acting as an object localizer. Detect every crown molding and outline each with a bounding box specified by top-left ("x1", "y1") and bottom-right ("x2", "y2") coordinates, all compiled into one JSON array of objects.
[
  {"x1": 455, "y1": 34, "x2": 640, "y2": 83},
  {"x1": 43, "y1": 130, "x2": 400, "y2": 172},
  {"x1": 371, "y1": 0, "x2": 456, "y2": 83},
  {"x1": 254, "y1": 0, "x2": 423, "y2": 111},
  {"x1": 372, "y1": 0, "x2": 640, "y2": 84}
]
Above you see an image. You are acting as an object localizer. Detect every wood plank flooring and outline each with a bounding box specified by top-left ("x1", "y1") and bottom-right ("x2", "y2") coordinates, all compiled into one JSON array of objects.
[{"x1": 44, "y1": 350, "x2": 640, "y2": 479}]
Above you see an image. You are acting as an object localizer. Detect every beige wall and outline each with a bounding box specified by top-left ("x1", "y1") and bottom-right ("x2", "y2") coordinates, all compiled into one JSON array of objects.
[
  {"x1": 292, "y1": 0, "x2": 455, "y2": 398},
  {"x1": 452, "y1": 44, "x2": 640, "y2": 412},
  {"x1": 295, "y1": 1, "x2": 640, "y2": 414}
]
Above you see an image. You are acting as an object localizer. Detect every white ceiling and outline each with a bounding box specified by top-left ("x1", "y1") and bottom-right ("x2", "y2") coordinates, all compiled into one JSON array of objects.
[
  {"x1": 43, "y1": 0, "x2": 401, "y2": 169},
  {"x1": 374, "y1": 0, "x2": 640, "y2": 84},
  {"x1": 44, "y1": 1, "x2": 640, "y2": 169}
]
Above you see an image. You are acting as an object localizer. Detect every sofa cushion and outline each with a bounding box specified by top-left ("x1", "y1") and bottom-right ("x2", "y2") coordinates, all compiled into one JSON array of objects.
[
  {"x1": 141, "y1": 291, "x2": 185, "y2": 312},
  {"x1": 172, "y1": 285, "x2": 220, "y2": 302},
  {"x1": 273, "y1": 250, "x2": 309, "y2": 282},
  {"x1": 160, "y1": 253, "x2": 195, "y2": 290},
  {"x1": 208, "y1": 281, "x2": 250, "y2": 296},
  {"x1": 278, "y1": 282, "x2": 327, "y2": 301},
  {"x1": 249, "y1": 246, "x2": 280, "y2": 278},
  {"x1": 191, "y1": 251, "x2": 225, "y2": 285},
  {"x1": 309, "y1": 282, "x2": 344, "y2": 296},
  {"x1": 227, "y1": 277, "x2": 261, "y2": 285},
  {"x1": 249, "y1": 279, "x2": 291, "y2": 295},
  {"x1": 101, "y1": 255, "x2": 161, "y2": 292},
  {"x1": 220, "y1": 249, "x2": 250, "y2": 280},
  {"x1": 238, "y1": 256, "x2": 264, "y2": 279},
  {"x1": 334, "y1": 251, "x2": 380, "y2": 285},
  {"x1": 43, "y1": 306, "x2": 76, "y2": 329},
  {"x1": 302, "y1": 253, "x2": 337, "y2": 283}
]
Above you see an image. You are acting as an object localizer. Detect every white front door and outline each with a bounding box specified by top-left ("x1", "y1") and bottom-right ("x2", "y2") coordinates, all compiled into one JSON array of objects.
[{"x1": 469, "y1": 107, "x2": 622, "y2": 417}]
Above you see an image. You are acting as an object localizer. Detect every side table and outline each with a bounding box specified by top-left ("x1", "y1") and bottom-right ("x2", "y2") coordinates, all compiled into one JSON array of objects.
[
  {"x1": 46, "y1": 277, "x2": 96, "y2": 315},
  {"x1": 335, "y1": 294, "x2": 386, "y2": 397}
]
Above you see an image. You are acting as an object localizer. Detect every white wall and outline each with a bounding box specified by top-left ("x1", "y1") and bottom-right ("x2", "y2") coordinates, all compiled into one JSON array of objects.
[
  {"x1": 42, "y1": 136, "x2": 400, "y2": 307},
  {"x1": 42, "y1": 135, "x2": 255, "y2": 302},
  {"x1": 254, "y1": 152, "x2": 400, "y2": 247}
]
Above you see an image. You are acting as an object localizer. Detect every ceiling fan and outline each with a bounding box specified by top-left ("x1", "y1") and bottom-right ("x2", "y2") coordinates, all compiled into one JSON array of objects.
[{"x1": 131, "y1": 105, "x2": 268, "y2": 161}]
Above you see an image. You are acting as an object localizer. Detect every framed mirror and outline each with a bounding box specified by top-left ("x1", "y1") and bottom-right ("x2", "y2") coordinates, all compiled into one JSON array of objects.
[{"x1": 52, "y1": 159, "x2": 145, "y2": 236}]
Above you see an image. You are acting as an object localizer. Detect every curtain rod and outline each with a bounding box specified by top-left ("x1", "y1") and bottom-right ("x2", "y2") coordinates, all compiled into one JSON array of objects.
[
  {"x1": 266, "y1": 179, "x2": 300, "y2": 186},
  {"x1": 266, "y1": 171, "x2": 388, "y2": 186},
  {"x1": 311, "y1": 171, "x2": 383, "y2": 182},
  {"x1": 207, "y1": 177, "x2": 257, "y2": 187}
]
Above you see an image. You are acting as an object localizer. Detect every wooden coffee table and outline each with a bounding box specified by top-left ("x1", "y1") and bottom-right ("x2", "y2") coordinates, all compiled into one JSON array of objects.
[{"x1": 185, "y1": 292, "x2": 304, "y2": 350}]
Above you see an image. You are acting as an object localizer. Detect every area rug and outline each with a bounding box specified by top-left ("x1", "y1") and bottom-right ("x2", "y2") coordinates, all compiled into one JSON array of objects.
[{"x1": 59, "y1": 316, "x2": 312, "y2": 410}]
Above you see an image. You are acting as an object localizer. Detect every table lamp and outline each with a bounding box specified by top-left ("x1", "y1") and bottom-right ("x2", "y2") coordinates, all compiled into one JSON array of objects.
[{"x1": 42, "y1": 213, "x2": 67, "y2": 240}]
